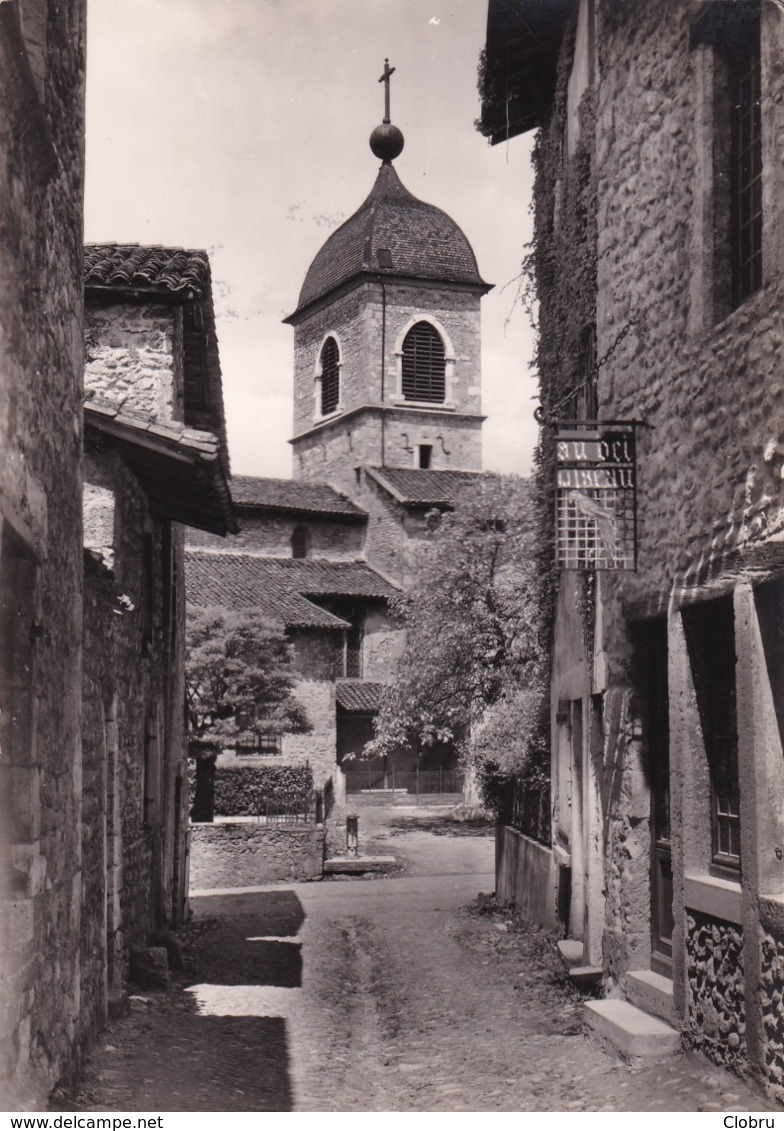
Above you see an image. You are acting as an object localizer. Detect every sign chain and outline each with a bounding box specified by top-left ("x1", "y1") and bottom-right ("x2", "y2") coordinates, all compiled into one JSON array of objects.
[{"x1": 536, "y1": 317, "x2": 639, "y2": 425}]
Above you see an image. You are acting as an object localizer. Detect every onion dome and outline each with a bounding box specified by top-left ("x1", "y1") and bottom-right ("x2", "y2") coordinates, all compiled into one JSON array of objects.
[{"x1": 286, "y1": 164, "x2": 490, "y2": 321}]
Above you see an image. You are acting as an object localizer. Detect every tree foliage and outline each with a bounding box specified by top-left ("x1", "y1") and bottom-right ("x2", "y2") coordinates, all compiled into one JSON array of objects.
[
  {"x1": 368, "y1": 474, "x2": 549, "y2": 792},
  {"x1": 185, "y1": 605, "x2": 307, "y2": 753}
]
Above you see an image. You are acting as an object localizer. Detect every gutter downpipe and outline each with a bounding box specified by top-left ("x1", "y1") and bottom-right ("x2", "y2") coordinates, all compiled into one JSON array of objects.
[{"x1": 378, "y1": 275, "x2": 387, "y2": 467}]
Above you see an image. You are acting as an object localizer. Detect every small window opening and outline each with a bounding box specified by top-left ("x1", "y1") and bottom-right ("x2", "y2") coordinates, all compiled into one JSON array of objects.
[
  {"x1": 418, "y1": 444, "x2": 432, "y2": 469},
  {"x1": 292, "y1": 526, "x2": 310, "y2": 560},
  {"x1": 320, "y1": 337, "x2": 340, "y2": 416}
]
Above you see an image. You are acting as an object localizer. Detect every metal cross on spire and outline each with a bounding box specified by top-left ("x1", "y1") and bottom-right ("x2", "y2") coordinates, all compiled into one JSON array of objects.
[{"x1": 378, "y1": 58, "x2": 395, "y2": 124}]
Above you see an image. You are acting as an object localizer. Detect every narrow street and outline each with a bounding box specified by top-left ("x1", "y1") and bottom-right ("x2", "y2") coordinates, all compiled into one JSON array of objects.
[{"x1": 68, "y1": 808, "x2": 778, "y2": 1113}]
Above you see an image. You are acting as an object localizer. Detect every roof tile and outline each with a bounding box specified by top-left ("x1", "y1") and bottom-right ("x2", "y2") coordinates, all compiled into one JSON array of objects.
[
  {"x1": 230, "y1": 475, "x2": 366, "y2": 518},
  {"x1": 185, "y1": 552, "x2": 398, "y2": 629},
  {"x1": 84, "y1": 243, "x2": 210, "y2": 297},
  {"x1": 335, "y1": 682, "x2": 384, "y2": 712},
  {"x1": 366, "y1": 466, "x2": 483, "y2": 507}
]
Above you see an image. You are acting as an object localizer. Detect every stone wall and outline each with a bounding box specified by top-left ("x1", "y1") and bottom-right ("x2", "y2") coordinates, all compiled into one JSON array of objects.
[
  {"x1": 534, "y1": 0, "x2": 784, "y2": 1090},
  {"x1": 187, "y1": 510, "x2": 366, "y2": 559},
  {"x1": 495, "y1": 825, "x2": 557, "y2": 930},
  {"x1": 760, "y1": 927, "x2": 784, "y2": 1101},
  {"x1": 685, "y1": 911, "x2": 746, "y2": 1071},
  {"x1": 291, "y1": 274, "x2": 484, "y2": 493},
  {"x1": 190, "y1": 821, "x2": 324, "y2": 888},
  {"x1": 83, "y1": 451, "x2": 190, "y2": 957},
  {"x1": 85, "y1": 304, "x2": 183, "y2": 422},
  {"x1": 594, "y1": 1, "x2": 784, "y2": 638},
  {"x1": 0, "y1": 0, "x2": 87, "y2": 1109},
  {"x1": 291, "y1": 280, "x2": 483, "y2": 438}
]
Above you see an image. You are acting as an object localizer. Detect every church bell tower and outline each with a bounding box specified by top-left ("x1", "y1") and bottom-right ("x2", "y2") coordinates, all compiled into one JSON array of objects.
[{"x1": 284, "y1": 61, "x2": 492, "y2": 497}]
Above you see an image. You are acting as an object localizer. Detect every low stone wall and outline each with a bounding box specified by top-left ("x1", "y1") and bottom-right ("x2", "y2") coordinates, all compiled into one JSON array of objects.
[
  {"x1": 190, "y1": 820, "x2": 325, "y2": 889},
  {"x1": 495, "y1": 824, "x2": 557, "y2": 929},
  {"x1": 760, "y1": 927, "x2": 784, "y2": 1100},
  {"x1": 685, "y1": 911, "x2": 746, "y2": 1071}
]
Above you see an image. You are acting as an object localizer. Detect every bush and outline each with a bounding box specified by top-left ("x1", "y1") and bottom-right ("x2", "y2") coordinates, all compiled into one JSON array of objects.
[{"x1": 213, "y1": 763, "x2": 314, "y2": 817}]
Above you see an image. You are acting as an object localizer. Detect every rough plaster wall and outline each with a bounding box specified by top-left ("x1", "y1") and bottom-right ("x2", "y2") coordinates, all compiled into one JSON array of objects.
[
  {"x1": 601, "y1": 699, "x2": 651, "y2": 984},
  {"x1": 362, "y1": 607, "x2": 404, "y2": 682},
  {"x1": 0, "y1": 0, "x2": 87, "y2": 1108},
  {"x1": 285, "y1": 680, "x2": 336, "y2": 789},
  {"x1": 685, "y1": 911, "x2": 746, "y2": 1071},
  {"x1": 85, "y1": 304, "x2": 180, "y2": 421},
  {"x1": 187, "y1": 510, "x2": 365, "y2": 560}
]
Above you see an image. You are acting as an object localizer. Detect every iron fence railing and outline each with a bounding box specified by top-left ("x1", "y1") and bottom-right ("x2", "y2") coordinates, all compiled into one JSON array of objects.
[
  {"x1": 243, "y1": 793, "x2": 316, "y2": 824},
  {"x1": 507, "y1": 777, "x2": 551, "y2": 846},
  {"x1": 344, "y1": 767, "x2": 464, "y2": 797}
]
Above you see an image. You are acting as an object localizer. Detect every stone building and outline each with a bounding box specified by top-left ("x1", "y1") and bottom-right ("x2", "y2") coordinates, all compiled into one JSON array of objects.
[
  {"x1": 186, "y1": 85, "x2": 491, "y2": 806},
  {"x1": 81, "y1": 244, "x2": 235, "y2": 1025},
  {"x1": 482, "y1": 0, "x2": 784, "y2": 1098},
  {"x1": 0, "y1": 0, "x2": 88, "y2": 1108}
]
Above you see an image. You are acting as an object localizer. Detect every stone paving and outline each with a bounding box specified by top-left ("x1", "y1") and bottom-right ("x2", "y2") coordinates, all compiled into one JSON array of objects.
[{"x1": 63, "y1": 808, "x2": 783, "y2": 1113}]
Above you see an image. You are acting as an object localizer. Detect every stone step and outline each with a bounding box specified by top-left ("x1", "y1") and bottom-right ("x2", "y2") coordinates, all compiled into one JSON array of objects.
[
  {"x1": 324, "y1": 854, "x2": 397, "y2": 875},
  {"x1": 557, "y1": 939, "x2": 583, "y2": 968},
  {"x1": 585, "y1": 999, "x2": 681, "y2": 1060},
  {"x1": 556, "y1": 939, "x2": 603, "y2": 987},
  {"x1": 568, "y1": 964, "x2": 604, "y2": 987},
  {"x1": 625, "y1": 968, "x2": 674, "y2": 1023}
]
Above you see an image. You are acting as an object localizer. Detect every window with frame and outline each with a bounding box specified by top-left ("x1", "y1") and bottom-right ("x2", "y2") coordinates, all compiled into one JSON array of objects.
[
  {"x1": 692, "y1": 0, "x2": 762, "y2": 316},
  {"x1": 402, "y1": 322, "x2": 446, "y2": 403},
  {"x1": 319, "y1": 337, "x2": 340, "y2": 416},
  {"x1": 682, "y1": 596, "x2": 740, "y2": 872},
  {"x1": 730, "y1": 8, "x2": 762, "y2": 308},
  {"x1": 235, "y1": 731, "x2": 282, "y2": 756}
]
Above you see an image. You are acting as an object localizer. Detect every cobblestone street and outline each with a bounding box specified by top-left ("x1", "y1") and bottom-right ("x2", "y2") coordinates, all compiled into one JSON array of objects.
[{"x1": 67, "y1": 808, "x2": 782, "y2": 1112}]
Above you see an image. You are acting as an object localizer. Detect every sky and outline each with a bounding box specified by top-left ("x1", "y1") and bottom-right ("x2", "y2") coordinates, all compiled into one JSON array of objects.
[{"x1": 84, "y1": 0, "x2": 538, "y2": 480}]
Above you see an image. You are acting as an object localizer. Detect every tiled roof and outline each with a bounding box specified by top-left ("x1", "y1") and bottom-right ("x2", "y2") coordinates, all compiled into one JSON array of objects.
[
  {"x1": 84, "y1": 244, "x2": 230, "y2": 481},
  {"x1": 84, "y1": 244, "x2": 211, "y2": 297},
  {"x1": 335, "y1": 682, "x2": 383, "y2": 712},
  {"x1": 185, "y1": 552, "x2": 399, "y2": 630},
  {"x1": 85, "y1": 398, "x2": 237, "y2": 536},
  {"x1": 230, "y1": 475, "x2": 366, "y2": 519},
  {"x1": 365, "y1": 466, "x2": 483, "y2": 507},
  {"x1": 288, "y1": 164, "x2": 490, "y2": 320}
]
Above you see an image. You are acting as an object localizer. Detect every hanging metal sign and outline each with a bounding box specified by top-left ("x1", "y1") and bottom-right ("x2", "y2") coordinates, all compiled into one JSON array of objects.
[{"x1": 555, "y1": 422, "x2": 638, "y2": 570}]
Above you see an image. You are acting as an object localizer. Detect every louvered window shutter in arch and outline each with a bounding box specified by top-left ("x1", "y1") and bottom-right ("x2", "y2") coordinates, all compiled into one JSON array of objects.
[
  {"x1": 402, "y1": 322, "x2": 446, "y2": 403},
  {"x1": 320, "y1": 337, "x2": 340, "y2": 415}
]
